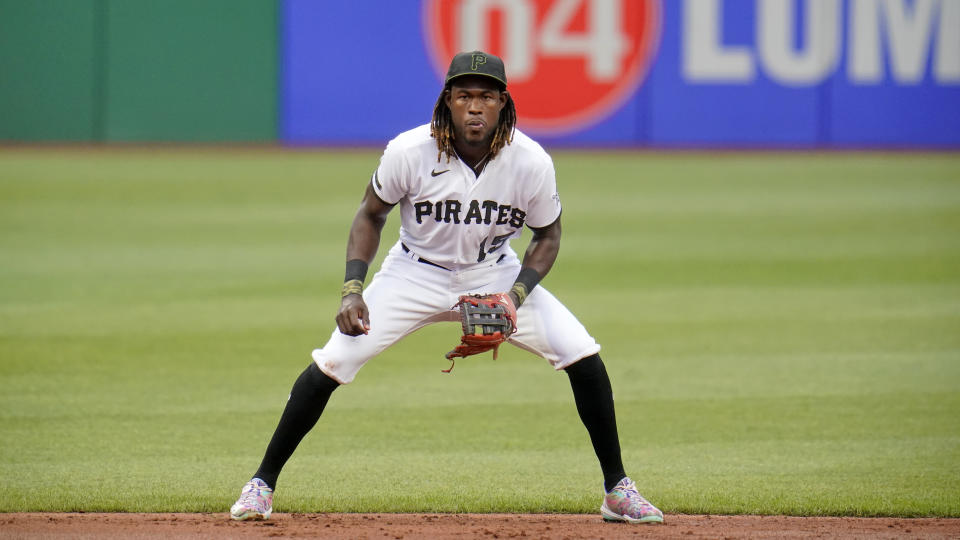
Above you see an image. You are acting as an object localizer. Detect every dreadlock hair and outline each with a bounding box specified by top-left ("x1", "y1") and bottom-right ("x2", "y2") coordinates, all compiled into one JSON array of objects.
[{"x1": 430, "y1": 83, "x2": 517, "y2": 164}]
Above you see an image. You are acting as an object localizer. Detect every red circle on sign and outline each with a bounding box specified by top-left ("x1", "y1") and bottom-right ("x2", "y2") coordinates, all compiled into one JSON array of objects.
[{"x1": 423, "y1": 0, "x2": 661, "y2": 135}]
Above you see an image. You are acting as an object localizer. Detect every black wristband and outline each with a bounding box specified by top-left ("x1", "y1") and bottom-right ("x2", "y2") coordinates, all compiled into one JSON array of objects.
[
  {"x1": 514, "y1": 267, "x2": 541, "y2": 292},
  {"x1": 345, "y1": 259, "x2": 368, "y2": 283},
  {"x1": 510, "y1": 267, "x2": 541, "y2": 306}
]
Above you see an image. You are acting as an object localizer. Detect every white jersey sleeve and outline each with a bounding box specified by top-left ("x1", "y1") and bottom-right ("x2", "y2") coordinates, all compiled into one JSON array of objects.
[
  {"x1": 524, "y1": 160, "x2": 562, "y2": 229},
  {"x1": 371, "y1": 137, "x2": 413, "y2": 205}
]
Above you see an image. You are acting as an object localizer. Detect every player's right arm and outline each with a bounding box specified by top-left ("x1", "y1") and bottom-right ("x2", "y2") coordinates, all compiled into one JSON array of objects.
[{"x1": 336, "y1": 182, "x2": 395, "y2": 336}]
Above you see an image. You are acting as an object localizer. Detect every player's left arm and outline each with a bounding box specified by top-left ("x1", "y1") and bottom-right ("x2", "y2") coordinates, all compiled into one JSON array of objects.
[{"x1": 509, "y1": 214, "x2": 561, "y2": 306}]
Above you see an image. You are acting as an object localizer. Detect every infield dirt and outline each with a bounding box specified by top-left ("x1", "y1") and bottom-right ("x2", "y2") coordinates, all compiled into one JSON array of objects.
[{"x1": 2, "y1": 513, "x2": 959, "y2": 539}]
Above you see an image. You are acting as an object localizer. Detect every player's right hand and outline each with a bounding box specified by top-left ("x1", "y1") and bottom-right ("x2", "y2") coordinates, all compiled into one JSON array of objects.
[{"x1": 336, "y1": 294, "x2": 370, "y2": 336}]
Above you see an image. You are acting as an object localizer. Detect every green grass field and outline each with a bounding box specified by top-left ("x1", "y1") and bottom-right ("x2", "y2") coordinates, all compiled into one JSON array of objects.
[{"x1": 0, "y1": 149, "x2": 958, "y2": 517}]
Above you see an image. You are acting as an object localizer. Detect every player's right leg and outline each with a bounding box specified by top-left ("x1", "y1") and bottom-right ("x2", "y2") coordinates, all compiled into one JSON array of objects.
[
  {"x1": 230, "y1": 362, "x2": 338, "y2": 520},
  {"x1": 231, "y1": 250, "x2": 451, "y2": 519}
]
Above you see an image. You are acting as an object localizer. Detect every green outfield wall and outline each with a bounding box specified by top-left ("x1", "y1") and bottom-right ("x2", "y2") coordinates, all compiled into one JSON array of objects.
[
  {"x1": 0, "y1": 1, "x2": 98, "y2": 141},
  {"x1": 0, "y1": 0, "x2": 277, "y2": 142}
]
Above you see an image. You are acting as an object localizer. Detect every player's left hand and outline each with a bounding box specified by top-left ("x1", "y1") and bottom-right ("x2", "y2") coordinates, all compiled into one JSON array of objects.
[{"x1": 444, "y1": 293, "x2": 517, "y2": 368}]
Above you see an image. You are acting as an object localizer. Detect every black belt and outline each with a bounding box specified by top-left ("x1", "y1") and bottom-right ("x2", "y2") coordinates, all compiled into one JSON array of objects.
[
  {"x1": 402, "y1": 243, "x2": 449, "y2": 270},
  {"x1": 401, "y1": 243, "x2": 506, "y2": 269}
]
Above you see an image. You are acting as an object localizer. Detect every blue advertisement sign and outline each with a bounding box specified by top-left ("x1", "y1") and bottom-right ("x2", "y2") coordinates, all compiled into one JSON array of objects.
[{"x1": 282, "y1": 0, "x2": 960, "y2": 147}]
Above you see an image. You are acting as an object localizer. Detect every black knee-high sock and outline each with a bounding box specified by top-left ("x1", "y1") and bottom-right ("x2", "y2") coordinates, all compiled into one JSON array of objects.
[
  {"x1": 253, "y1": 363, "x2": 340, "y2": 489},
  {"x1": 565, "y1": 354, "x2": 626, "y2": 493}
]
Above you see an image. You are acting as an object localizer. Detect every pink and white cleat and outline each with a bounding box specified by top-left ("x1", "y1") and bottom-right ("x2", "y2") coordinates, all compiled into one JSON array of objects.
[
  {"x1": 601, "y1": 477, "x2": 664, "y2": 523},
  {"x1": 230, "y1": 478, "x2": 273, "y2": 521}
]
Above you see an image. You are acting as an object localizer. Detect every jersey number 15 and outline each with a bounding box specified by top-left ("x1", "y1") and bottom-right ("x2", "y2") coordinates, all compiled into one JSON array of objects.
[{"x1": 478, "y1": 233, "x2": 513, "y2": 263}]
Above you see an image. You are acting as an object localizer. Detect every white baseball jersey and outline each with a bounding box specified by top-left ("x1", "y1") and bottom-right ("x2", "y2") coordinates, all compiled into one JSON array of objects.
[
  {"x1": 371, "y1": 124, "x2": 562, "y2": 266},
  {"x1": 312, "y1": 124, "x2": 599, "y2": 384}
]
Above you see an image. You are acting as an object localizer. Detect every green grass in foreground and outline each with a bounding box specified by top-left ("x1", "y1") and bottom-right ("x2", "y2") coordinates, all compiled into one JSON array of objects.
[{"x1": 0, "y1": 149, "x2": 958, "y2": 516}]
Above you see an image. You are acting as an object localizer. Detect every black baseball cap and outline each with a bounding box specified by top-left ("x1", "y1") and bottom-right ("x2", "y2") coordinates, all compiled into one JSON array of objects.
[{"x1": 444, "y1": 51, "x2": 507, "y2": 88}]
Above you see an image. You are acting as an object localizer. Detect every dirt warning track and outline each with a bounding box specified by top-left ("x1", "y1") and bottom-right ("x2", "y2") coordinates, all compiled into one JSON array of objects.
[{"x1": 2, "y1": 512, "x2": 960, "y2": 539}]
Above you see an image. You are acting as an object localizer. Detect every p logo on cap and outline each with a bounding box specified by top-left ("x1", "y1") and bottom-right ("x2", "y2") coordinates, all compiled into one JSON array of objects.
[
  {"x1": 471, "y1": 54, "x2": 486, "y2": 71},
  {"x1": 443, "y1": 50, "x2": 507, "y2": 88}
]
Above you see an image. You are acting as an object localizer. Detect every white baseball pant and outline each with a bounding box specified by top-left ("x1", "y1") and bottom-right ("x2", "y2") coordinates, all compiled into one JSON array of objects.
[{"x1": 312, "y1": 241, "x2": 600, "y2": 383}]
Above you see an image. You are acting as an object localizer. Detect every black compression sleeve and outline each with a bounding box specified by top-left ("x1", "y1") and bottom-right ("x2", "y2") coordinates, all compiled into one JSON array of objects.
[
  {"x1": 254, "y1": 363, "x2": 340, "y2": 489},
  {"x1": 565, "y1": 354, "x2": 626, "y2": 492}
]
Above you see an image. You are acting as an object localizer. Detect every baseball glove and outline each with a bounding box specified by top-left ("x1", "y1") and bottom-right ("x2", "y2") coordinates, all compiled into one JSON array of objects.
[{"x1": 444, "y1": 293, "x2": 518, "y2": 372}]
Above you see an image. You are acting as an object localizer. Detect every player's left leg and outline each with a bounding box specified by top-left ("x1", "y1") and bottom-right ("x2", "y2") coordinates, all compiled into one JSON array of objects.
[
  {"x1": 565, "y1": 354, "x2": 663, "y2": 524},
  {"x1": 507, "y1": 286, "x2": 663, "y2": 524},
  {"x1": 563, "y1": 354, "x2": 625, "y2": 492}
]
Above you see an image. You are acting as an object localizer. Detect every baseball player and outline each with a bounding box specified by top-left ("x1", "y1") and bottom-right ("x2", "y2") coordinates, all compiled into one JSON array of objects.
[{"x1": 230, "y1": 51, "x2": 663, "y2": 524}]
